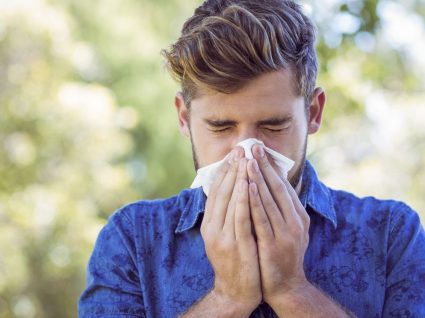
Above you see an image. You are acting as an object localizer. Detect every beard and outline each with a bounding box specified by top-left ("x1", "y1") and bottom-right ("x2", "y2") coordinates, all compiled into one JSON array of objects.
[
  {"x1": 190, "y1": 131, "x2": 308, "y2": 192},
  {"x1": 287, "y1": 133, "x2": 307, "y2": 191}
]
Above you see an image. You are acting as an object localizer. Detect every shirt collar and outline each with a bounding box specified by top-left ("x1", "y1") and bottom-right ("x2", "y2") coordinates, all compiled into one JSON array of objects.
[
  {"x1": 299, "y1": 161, "x2": 337, "y2": 229},
  {"x1": 175, "y1": 160, "x2": 337, "y2": 233},
  {"x1": 175, "y1": 187, "x2": 206, "y2": 234}
]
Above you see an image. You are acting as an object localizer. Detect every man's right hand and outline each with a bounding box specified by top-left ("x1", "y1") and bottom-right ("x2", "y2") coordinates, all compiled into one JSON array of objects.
[{"x1": 200, "y1": 148, "x2": 262, "y2": 317}]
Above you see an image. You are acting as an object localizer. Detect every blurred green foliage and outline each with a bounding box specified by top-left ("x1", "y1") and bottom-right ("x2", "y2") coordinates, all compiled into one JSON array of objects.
[{"x1": 0, "y1": 0, "x2": 424, "y2": 317}]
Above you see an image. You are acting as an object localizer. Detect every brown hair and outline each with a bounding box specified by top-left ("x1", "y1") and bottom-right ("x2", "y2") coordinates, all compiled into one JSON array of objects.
[{"x1": 162, "y1": 0, "x2": 317, "y2": 106}]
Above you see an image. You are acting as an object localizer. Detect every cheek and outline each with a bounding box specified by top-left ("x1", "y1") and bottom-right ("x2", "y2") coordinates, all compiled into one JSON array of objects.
[
  {"x1": 191, "y1": 129, "x2": 234, "y2": 165},
  {"x1": 262, "y1": 132, "x2": 308, "y2": 175},
  {"x1": 263, "y1": 131, "x2": 304, "y2": 156}
]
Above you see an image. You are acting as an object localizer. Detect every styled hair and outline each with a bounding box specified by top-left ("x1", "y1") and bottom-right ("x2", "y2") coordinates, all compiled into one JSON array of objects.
[{"x1": 162, "y1": 0, "x2": 317, "y2": 106}]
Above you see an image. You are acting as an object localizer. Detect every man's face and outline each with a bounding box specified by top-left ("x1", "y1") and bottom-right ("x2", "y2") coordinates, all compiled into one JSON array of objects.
[{"x1": 176, "y1": 69, "x2": 325, "y2": 191}]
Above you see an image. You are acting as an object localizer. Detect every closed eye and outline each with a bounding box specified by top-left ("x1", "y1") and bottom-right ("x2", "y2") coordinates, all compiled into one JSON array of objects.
[
  {"x1": 264, "y1": 127, "x2": 284, "y2": 131},
  {"x1": 205, "y1": 119, "x2": 236, "y2": 133},
  {"x1": 209, "y1": 127, "x2": 232, "y2": 132},
  {"x1": 262, "y1": 125, "x2": 290, "y2": 132},
  {"x1": 258, "y1": 116, "x2": 292, "y2": 132}
]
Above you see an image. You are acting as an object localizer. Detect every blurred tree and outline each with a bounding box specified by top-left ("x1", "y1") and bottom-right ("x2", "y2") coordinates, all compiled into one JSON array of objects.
[
  {"x1": 0, "y1": 2, "x2": 137, "y2": 317},
  {"x1": 0, "y1": 0, "x2": 423, "y2": 317}
]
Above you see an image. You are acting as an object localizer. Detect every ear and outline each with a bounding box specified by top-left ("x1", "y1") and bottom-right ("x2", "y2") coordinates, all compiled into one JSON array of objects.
[
  {"x1": 175, "y1": 92, "x2": 191, "y2": 138},
  {"x1": 307, "y1": 87, "x2": 326, "y2": 135}
]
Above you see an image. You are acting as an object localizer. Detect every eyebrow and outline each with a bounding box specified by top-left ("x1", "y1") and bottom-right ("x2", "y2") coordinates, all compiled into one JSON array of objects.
[
  {"x1": 204, "y1": 119, "x2": 237, "y2": 127},
  {"x1": 257, "y1": 116, "x2": 292, "y2": 126}
]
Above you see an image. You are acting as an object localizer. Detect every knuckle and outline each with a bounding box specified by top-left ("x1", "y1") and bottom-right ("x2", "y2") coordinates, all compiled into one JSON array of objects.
[
  {"x1": 215, "y1": 237, "x2": 235, "y2": 253},
  {"x1": 200, "y1": 222, "x2": 206, "y2": 234},
  {"x1": 231, "y1": 159, "x2": 239, "y2": 169},
  {"x1": 251, "y1": 196, "x2": 262, "y2": 208},
  {"x1": 304, "y1": 214, "x2": 311, "y2": 227},
  {"x1": 276, "y1": 181, "x2": 286, "y2": 193},
  {"x1": 264, "y1": 199, "x2": 277, "y2": 211},
  {"x1": 227, "y1": 201, "x2": 236, "y2": 213},
  {"x1": 238, "y1": 158, "x2": 247, "y2": 172},
  {"x1": 209, "y1": 182, "x2": 220, "y2": 194},
  {"x1": 304, "y1": 232, "x2": 310, "y2": 244},
  {"x1": 291, "y1": 226, "x2": 302, "y2": 238},
  {"x1": 257, "y1": 173, "x2": 267, "y2": 187},
  {"x1": 237, "y1": 218, "x2": 251, "y2": 232},
  {"x1": 201, "y1": 226, "x2": 212, "y2": 241},
  {"x1": 263, "y1": 244, "x2": 278, "y2": 258},
  {"x1": 216, "y1": 186, "x2": 229, "y2": 198},
  {"x1": 210, "y1": 166, "x2": 229, "y2": 188},
  {"x1": 296, "y1": 211, "x2": 310, "y2": 228},
  {"x1": 281, "y1": 237, "x2": 296, "y2": 251},
  {"x1": 205, "y1": 198, "x2": 214, "y2": 210},
  {"x1": 291, "y1": 220, "x2": 308, "y2": 239},
  {"x1": 261, "y1": 156, "x2": 271, "y2": 168},
  {"x1": 256, "y1": 214, "x2": 269, "y2": 227}
]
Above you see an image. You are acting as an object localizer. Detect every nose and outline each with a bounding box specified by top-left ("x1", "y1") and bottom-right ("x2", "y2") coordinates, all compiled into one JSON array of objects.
[
  {"x1": 231, "y1": 126, "x2": 260, "y2": 154},
  {"x1": 236, "y1": 125, "x2": 259, "y2": 143}
]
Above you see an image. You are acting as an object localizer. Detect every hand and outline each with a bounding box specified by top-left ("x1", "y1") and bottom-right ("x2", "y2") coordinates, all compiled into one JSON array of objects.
[
  {"x1": 200, "y1": 147, "x2": 262, "y2": 315},
  {"x1": 246, "y1": 144, "x2": 310, "y2": 306}
]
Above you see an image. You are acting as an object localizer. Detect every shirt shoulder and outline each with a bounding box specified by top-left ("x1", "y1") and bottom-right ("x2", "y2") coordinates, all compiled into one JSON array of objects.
[
  {"x1": 306, "y1": 187, "x2": 425, "y2": 317},
  {"x1": 108, "y1": 187, "x2": 196, "y2": 233},
  {"x1": 115, "y1": 188, "x2": 192, "y2": 218},
  {"x1": 329, "y1": 188, "x2": 420, "y2": 227},
  {"x1": 327, "y1": 188, "x2": 424, "y2": 269},
  {"x1": 79, "y1": 188, "x2": 203, "y2": 317},
  {"x1": 103, "y1": 187, "x2": 206, "y2": 261}
]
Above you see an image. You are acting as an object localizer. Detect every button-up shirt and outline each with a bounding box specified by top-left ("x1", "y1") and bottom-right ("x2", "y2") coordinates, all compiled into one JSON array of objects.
[{"x1": 79, "y1": 161, "x2": 425, "y2": 317}]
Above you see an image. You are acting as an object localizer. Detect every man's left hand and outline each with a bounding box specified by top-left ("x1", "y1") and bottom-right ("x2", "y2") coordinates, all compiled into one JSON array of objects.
[{"x1": 246, "y1": 144, "x2": 311, "y2": 306}]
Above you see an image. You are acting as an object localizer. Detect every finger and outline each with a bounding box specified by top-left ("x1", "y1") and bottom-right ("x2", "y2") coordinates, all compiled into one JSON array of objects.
[
  {"x1": 283, "y1": 178, "x2": 310, "y2": 228},
  {"x1": 234, "y1": 179, "x2": 252, "y2": 241},
  {"x1": 248, "y1": 181, "x2": 274, "y2": 241},
  {"x1": 247, "y1": 159, "x2": 284, "y2": 236},
  {"x1": 204, "y1": 151, "x2": 235, "y2": 224},
  {"x1": 226, "y1": 158, "x2": 248, "y2": 217},
  {"x1": 252, "y1": 144, "x2": 301, "y2": 227},
  {"x1": 223, "y1": 158, "x2": 248, "y2": 236},
  {"x1": 210, "y1": 149, "x2": 243, "y2": 230}
]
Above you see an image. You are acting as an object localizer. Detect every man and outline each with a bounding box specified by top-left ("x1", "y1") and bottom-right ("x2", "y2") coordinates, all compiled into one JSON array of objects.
[{"x1": 78, "y1": 0, "x2": 425, "y2": 317}]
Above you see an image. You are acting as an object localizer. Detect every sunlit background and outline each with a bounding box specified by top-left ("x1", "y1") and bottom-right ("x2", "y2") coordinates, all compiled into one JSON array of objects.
[{"x1": 0, "y1": 0, "x2": 424, "y2": 317}]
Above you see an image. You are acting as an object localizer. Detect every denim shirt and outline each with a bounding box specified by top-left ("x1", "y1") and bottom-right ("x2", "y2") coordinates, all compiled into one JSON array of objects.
[{"x1": 78, "y1": 161, "x2": 425, "y2": 317}]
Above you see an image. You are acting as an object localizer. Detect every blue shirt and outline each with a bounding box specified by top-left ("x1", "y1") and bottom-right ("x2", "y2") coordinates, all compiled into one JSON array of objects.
[{"x1": 79, "y1": 161, "x2": 425, "y2": 317}]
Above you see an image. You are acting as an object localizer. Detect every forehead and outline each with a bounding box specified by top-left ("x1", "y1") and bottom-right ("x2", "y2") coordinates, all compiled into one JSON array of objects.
[{"x1": 190, "y1": 69, "x2": 304, "y2": 118}]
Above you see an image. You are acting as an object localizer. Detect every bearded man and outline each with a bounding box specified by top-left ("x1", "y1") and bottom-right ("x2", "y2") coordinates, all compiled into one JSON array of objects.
[{"x1": 79, "y1": 1, "x2": 425, "y2": 317}]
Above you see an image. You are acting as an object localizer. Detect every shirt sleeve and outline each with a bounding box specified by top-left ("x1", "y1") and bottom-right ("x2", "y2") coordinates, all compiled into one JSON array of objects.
[
  {"x1": 383, "y1": 203, "x2": 425, "y2": 317},
  {"x1": 78, "y1": 208, "x2": 146, "y2": 318}
]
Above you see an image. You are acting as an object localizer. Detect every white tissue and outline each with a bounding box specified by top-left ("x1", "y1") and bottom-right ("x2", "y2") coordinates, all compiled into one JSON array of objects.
[{"x1": 190, "y1": 138, "x2": 294, "y2": 196}]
